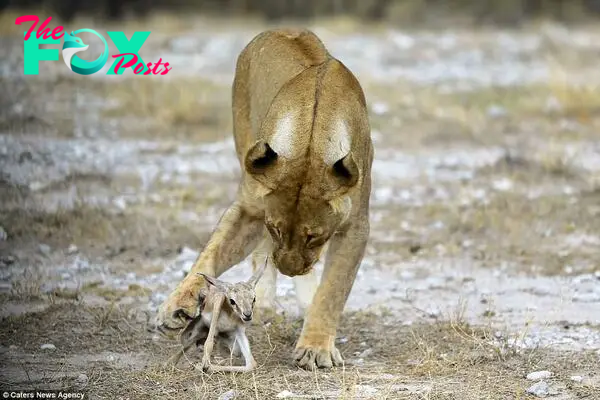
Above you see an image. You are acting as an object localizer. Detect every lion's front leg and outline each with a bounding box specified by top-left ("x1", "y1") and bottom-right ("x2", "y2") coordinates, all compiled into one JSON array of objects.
[
  {"x1": 294, "y1": 219, "x2": 369, "y2": 370},
  {"x1": 156, "y1": 202, "x2": 263, "y2": 335}
]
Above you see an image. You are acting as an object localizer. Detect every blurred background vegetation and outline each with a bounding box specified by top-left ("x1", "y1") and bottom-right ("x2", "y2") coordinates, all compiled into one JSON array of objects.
[{"x1": 3, "y1": 0, "x2": 600, "y2": 26}]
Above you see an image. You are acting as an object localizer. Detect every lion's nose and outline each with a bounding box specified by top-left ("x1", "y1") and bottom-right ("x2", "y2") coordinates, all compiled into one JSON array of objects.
[{"x1": 275, "y1": 253, "x2": 308, "y2": 277}]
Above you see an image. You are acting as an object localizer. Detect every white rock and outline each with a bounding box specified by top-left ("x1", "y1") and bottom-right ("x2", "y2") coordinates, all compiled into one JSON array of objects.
[
  {"x1": 40, "y1": 343, "x2": 56, "y2": 350},
  {"x1": 336, "y1": 336, "x2": 348, "y2": 344},
  {"x1": 39, "y1": 244, "x2": 51, "y2": 255},
  {"x1": 570, "y1": 376, "x2": 583, "y2": 383},
  {"x1": 527, "y1": 381, "x2": 549, "y2": 397},
  {"x1": 67, "y1": 244, "x2": 78, "y2": 254},
  {"x1": 487, "y1": 105, "x2": 507, "y2": 118},
  {"x1": 276, "y1": 391, "x2": 295, "y2": 399},
  {"x1": 113, "y1": 197, "x2": 127, "y2": 210},
  {"x1": 29, "y1": 181, "x2": 46, "y2": 191},
  {"x1": 527, "y1": 371, "x2": 553, "y2": 381},
  {"x1": 492, "y1": 178, "x2": 513, "y2": 191},
  {"x1": 75, "y1": 373, "x2": 89, "y2": 386},
  {"x1": 218, "y1": 390, "x2": 237, "y2": 400}
]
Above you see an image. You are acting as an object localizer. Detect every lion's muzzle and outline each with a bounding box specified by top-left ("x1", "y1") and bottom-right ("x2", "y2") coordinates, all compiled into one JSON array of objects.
[{"x1": 273, "y1": 251, "x2": 315, "y2": 277}]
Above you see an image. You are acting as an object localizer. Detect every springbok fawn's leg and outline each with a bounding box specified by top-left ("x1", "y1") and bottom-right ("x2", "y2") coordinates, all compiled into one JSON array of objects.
[
  {"x1": 199, "y1": 294, "x2": 225, "y2": 371},
  {"x1": 221, "y1": 332, "x2": 242, "y2": 357},
  {"x1": 207, "y1": 326, "x2": 257, "y2": 373},
  {"x1": 166, "y1": 341, "x2": 195, "y2": 367},
  {"x1": 165, "y1": 320, "x2": 208, "y2": 367}
]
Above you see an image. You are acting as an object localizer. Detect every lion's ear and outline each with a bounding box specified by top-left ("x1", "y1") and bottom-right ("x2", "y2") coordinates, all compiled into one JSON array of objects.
[
  {"x1": 243, "y1": 139, "x2": 282, "y2": 189},
  {"x1": 331, "y1": 152, "x2": 359, "y2": 188},
  {"x1": 244, "y1": 140, "x2": 278, "y2": 175}
]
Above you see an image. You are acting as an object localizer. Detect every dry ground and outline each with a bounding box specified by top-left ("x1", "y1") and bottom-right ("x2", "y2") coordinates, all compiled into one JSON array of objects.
[{"x1": 1, "y1": 10, "x2": 599, "y2": 400}]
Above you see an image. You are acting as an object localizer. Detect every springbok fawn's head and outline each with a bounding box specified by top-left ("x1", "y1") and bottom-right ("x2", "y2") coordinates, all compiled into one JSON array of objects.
[{"x1": 197, "y1": 259, "x2": 267, "y2": 323}]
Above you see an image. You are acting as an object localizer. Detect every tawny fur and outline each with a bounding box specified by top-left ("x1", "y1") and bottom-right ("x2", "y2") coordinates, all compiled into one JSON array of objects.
[
  {"x1": 166, "y1": 261, "x2": 266, "y2": 372},
  {"x1": 157, "y1": 28, "x2": 373, "y2": 371}
]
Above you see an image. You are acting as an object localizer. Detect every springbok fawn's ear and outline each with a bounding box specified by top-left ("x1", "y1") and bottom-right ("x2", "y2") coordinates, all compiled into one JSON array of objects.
[
  {"x1": 248, "y1": 257, "x2": 268, "y2": 288},
  {"x1": 196, "y1": 273, "x2": 226, "y2": 291}
]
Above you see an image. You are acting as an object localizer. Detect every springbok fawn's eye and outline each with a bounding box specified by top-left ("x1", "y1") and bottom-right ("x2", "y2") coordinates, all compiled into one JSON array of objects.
[
  {"x1": 229, "y1": 298, "x2": 236, "y2": 306},
  {"x1": 253, "y1": 297, "x2": 256, "y2": 304}
]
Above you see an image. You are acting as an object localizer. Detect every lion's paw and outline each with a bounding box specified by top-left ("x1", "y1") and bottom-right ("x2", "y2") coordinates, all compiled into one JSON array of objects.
[
  {"x1": 293, "y1": 344, "x2": 343, "y2": 370},
  {"x1": 155, "y1": 278, "x2": 203, "y2": 338}
]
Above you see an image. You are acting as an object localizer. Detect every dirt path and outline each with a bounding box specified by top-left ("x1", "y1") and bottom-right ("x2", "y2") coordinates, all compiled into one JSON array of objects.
[{"x1": 1, "y1": 13, "x2": 599, "y2": 399}]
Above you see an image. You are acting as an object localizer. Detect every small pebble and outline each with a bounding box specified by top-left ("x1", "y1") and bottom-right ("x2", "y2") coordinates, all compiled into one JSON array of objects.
[
  {"x1": 336, "y1": 336, "x2": 348, "y2": 344},
  {"x1": 67, "y1": 244, "x2": 79, "y2": 254},
  {"x1": 29, "y1": 181, "x2": 46, "y2": 191},
  {"x1": 527, "y1": 371, "x2": 553, "y2": 381},
  {"x1": 218, "y1": 390, "x2": 237, "y2": 400},
  {"x1": 487, "y1": 105, "x2": 507, "y2": 118},
  {"x1": 39, "y1": 244, "x2": 51, "y2": 256},
  {"x1": 0, "y1": 226, "x2": 7, "y2": 241},
  {"x1": 75, "y1": 373, "x2": 89, "y2": 386},
  {"x1": 570, "y1": 376, "x2": 583, "y2": 383},
  {"x1": 527, "y1": 381, "x2": 549, "y2": 397},
  {"x1": 40, "y1": 343, "x2": 56, "y2": 350},
  {"x1": 276, "y1": 390, "x2": 295, "y2": 399}
]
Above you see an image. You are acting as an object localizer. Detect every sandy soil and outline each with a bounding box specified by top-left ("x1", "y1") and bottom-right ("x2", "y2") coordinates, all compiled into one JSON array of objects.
[{"x1": 1, "y1": 11, "x2": 599, "y2": 399}]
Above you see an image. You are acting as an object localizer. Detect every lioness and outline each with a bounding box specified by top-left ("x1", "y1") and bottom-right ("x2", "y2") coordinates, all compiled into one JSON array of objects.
[{"x1": 156, "y1": 28, "x2": 373, "y2": 370}]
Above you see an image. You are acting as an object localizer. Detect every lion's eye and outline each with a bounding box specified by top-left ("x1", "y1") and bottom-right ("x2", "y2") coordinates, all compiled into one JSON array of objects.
[
  {"x1": 306, "y1": 234, "x2": 326, "y2": 249},
  {"x1": 229, "y1": 298, "x2": 236, "y2": 306}
]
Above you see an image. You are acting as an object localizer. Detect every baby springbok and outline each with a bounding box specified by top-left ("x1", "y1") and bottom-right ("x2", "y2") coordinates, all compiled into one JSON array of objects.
[{"x1": 166, "y1": 259, "x2": 266, "y2": 372}]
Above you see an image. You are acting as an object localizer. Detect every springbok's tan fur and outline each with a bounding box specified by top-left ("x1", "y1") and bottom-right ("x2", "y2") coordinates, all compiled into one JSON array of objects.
[
  {"x1": 157, "y1": 28, "x2": 373, "y2": 370},
  {"x1": 166, "y1": 261, "x2": 266, "y2": 372}
]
